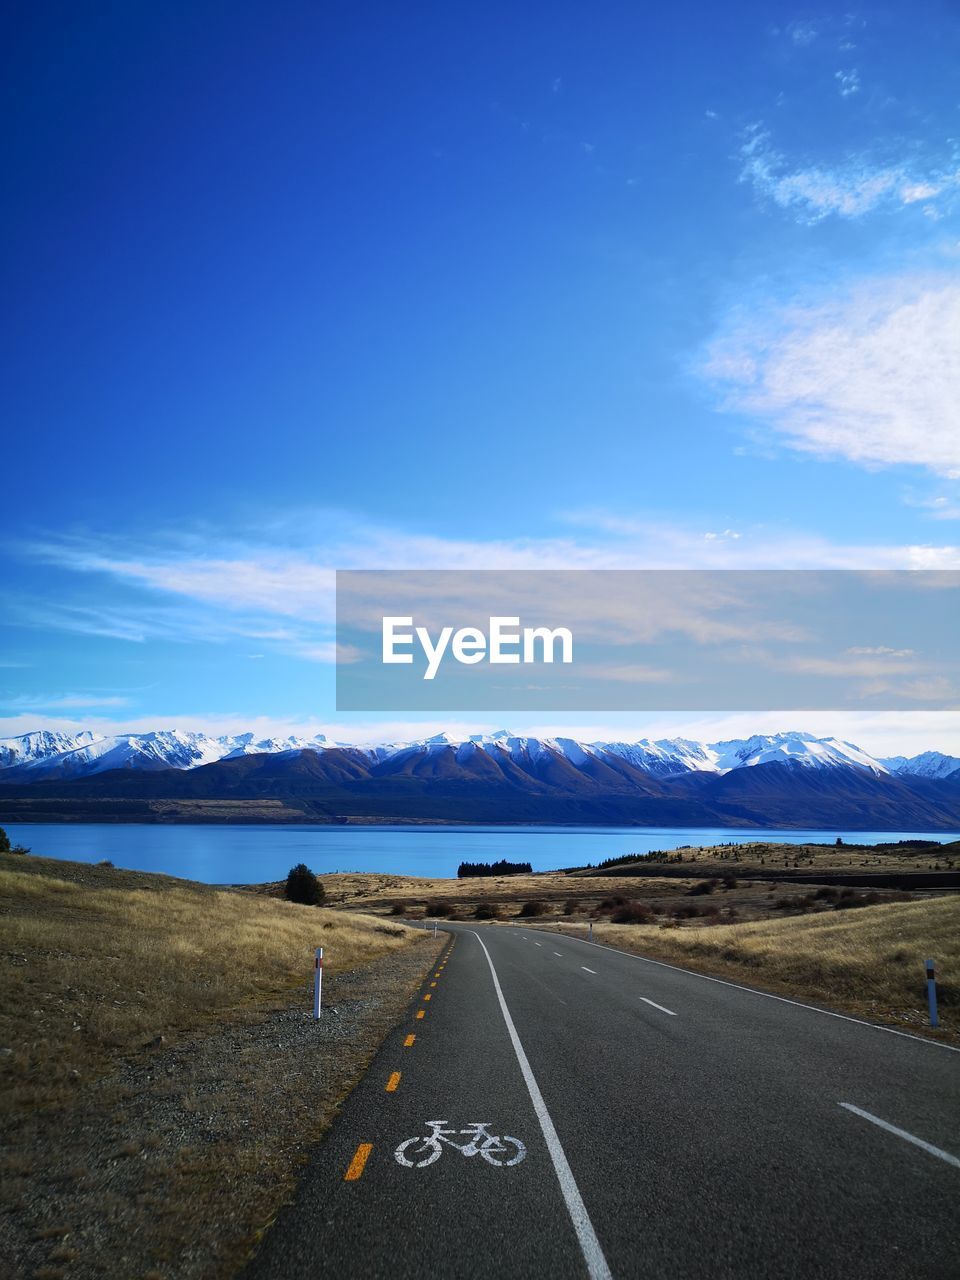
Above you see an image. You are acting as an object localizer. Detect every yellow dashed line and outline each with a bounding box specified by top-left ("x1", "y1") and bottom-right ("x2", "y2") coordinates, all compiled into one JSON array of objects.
[
  {"x1": 344, "y1": 1143, "x2": 373, "y2": 1181},
  {"x1": 416, "y1": 1010, "x2": 425, "y2": 1019},
  {"x1": 386, "y1": 1072, "x2": 401, "y2": 1093},
  {"x1": 404, "y1": 1034, "x2": 416, "y2": 1047},
  {"x1": 423, "y1": 993, "x2": 431, "y2": 1001},
  {"x1": 430, "y1": 982, "x2": 437, "y2": 988}
]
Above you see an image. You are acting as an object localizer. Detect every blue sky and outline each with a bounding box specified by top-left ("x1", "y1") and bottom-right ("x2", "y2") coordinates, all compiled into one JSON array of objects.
[{"x1": 2, "y1": 2, "x2": 959, "y2": 754}]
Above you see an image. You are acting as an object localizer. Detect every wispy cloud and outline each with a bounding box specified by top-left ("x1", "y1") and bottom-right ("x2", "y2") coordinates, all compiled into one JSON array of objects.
[
  {"x1": 787, "y1": 20, "x2": 819, "y2": 46},
  {"x1": 0, "y1": 693, "x2": 132, "y2": 710},
  {"x1": 704, "y1": 273, "x2": 960, "y2": 479},
  {"x1": 834, "y1": 68, "x2": 860, "y2": 97},
  {"x1": 739, "y1": 125, "x2": 960, "y2": 223},
  {"x1": 9, "y1": 515, "x2": 960, "y2": 672}
]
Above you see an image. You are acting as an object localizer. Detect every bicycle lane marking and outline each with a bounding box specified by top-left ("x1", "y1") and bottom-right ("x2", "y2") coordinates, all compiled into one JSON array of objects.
[{"x1": 471, "y1": 930, "x2": 614, "y2": 1280}]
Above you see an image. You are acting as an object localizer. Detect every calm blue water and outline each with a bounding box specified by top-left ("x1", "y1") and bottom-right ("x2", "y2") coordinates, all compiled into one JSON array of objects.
[{"x1": 2, "y1": 823, "x2": 957, "y2": 883}]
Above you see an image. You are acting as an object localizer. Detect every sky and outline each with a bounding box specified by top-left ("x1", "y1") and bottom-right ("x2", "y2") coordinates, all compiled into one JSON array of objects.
[{"x1": 2, "y1": 1, "x2": 959, "y2": 756}]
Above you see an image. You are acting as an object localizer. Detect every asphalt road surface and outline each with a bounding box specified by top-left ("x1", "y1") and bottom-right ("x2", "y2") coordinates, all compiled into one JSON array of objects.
[{"x1": 244, "y1": 923, "x2": 960, "y2": 1279}]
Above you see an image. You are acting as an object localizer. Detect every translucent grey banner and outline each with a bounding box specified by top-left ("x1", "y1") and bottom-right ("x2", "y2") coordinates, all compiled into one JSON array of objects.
[{"x1": 335, "y1": 570, "x2": 959, "y2": 711}]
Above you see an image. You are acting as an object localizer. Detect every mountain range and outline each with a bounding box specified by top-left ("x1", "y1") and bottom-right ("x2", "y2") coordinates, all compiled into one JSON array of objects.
[{"x1": 1, "y1": 728, "x2": 959, "y2": 830}]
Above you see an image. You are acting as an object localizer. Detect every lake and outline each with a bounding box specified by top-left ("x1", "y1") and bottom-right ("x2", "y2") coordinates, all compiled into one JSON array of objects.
[{"x1": 2, "y1": 822, "x2": 957, "y2": 883}]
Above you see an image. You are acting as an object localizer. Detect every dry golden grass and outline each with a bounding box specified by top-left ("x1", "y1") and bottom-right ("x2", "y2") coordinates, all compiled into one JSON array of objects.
[
  {"x1": 309, "y1": 869, "x2": 700, "y2": 910},
  {"x1": 0, "y1": 863, "x2": 421, "y2": 1112},
  {"x1": 546, "y1": 895, "x2": 959, "y2": 1037}
]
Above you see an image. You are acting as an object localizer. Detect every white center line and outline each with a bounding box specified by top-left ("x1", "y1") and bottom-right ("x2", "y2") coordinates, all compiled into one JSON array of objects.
[
  {"x1": 839, "y1": 1104, "x2": 960, "y2": 1169},
  {"x1": 534, "y1": 942, "x2": 542, "y2": 947},
  {"x1": 554, "y1": 952, "x2": 564, "y2": 957},
  {"x1": 472, "y1": 932, "x2": 612, "y2": 1280},
  {"x1": 581, "y1": 966, "x2": 597, "y2": 974},
  {"x1": 641, "y1": 997, "x2": 676, "y2": 1016}
]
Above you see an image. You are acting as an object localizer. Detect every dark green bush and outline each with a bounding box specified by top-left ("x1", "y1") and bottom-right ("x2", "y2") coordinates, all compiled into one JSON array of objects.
[
  {"x1": 518, "y1": 900, "x2": 547, "y2": 918},
  {"x1": 285, "y1": 863, "x2": 325, "y2": 906},
  {"x1": 474, "y1": 902, "x2": 499, "y2": 919}
]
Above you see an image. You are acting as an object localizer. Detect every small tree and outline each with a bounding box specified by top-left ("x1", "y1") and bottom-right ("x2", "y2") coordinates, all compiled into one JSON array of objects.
[
  {"x1": 285, "y1": 863, "x2": 325, "y2": 906},
  {"x1": 0, "y1": 827, "x2": 10, "y2": 853}
]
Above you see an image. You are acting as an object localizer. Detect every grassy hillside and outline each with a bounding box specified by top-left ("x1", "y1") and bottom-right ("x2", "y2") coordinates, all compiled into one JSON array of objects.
[
  {"x1": 0, "y1": 853, "x2": 440, "y2": 1279},
  {"x1": 1, "y1": 856, "x2": 420, "y2": 1113}
]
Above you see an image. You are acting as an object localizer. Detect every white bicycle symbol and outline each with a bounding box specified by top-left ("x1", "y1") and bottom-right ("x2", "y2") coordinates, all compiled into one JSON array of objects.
[{"x1": 395, "y1": 1120, "x2": 526, "y2": 1168}]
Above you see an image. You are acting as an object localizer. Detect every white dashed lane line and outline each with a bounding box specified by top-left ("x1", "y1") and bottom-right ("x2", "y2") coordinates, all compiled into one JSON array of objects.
[
  {"x1": 554, "y1": 952, "x2": 564, "y2": 957},
  {"x1": 581, "y1": 966, "x2": 597, "y2": 974},
  {"x1": 534, "y1": 942, "x2": 542, "y2": 947},
  {"x1": 839, "y1": 1104, "x2": 960, "y2": 1169},
  {"x1": 641, "y1": 997, "x2": 677, "y2": 1016}
]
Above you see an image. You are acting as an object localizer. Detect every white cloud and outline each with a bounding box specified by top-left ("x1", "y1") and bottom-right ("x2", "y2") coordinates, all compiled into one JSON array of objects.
[
  {"x1": 0, "y1": 693, "x2": 132, "y2": 710},
  {"x1": 834, "y1": 68, "x2": 860, "y2": 96},
  {"x1": 704, "y1": 274, "x2": 960, "y2": 477},
  {"x1": 788, "y1": 21, "x2": 819, "y2": 46},
  {"x1": 739, "y1": 126, "x2": 960, "y2": 222},
  {"x1": 846, "y1": 646, "x2": 914, "y2": 658}
]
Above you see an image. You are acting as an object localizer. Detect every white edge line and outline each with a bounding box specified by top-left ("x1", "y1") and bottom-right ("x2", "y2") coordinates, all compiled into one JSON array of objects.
[
  {"x1": 526, "y1": 928, "x2": 960, "y2": 1054},
  {"x1": 471, "y1": 931, "x2": 613, "y2": 1280},
  {"x1": 640, "y1": 997, "x2": 676, "y2": 1017},
  {"x1": 839, "y1": 1103, "x2": 960, "y2": 1169}
]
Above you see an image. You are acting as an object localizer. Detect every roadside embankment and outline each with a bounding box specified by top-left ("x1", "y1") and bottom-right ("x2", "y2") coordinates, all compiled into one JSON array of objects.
[{"x1": 0, "y1": 852, "x2": 442, "y2": 1279}]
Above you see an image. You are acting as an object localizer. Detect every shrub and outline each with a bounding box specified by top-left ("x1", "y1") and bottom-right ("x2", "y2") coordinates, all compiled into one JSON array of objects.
[
  {"x1": 672, "y1": 903, "x2": 705, "y2": 920},
  {"x1": 284, "y1": 863, "x2": 325, "y2": 906},
  {"x1": 97, "y1": 859, "x2": 114, "y2": 868},
  {"x1": 389, "y1": 902, "x2": 408, "y2": 915},
  {"x1": 689, "y1": 878, "x2": 720, "y2": 896},
  {"x1": 597, "y1": 894, "x2": 628, "y2": 911},
  {"x1": 474, "y1": 902, "x2": 499, "y2": 920},
  {"x1": 518, "y1": 900, "x2": 547, "y2": 918},
  {"x1": 610, "y1": 901, "x2": 654, "y2": 924},
  {"x1": 563, "y1": 900, "x2": 581, "y2": 916},
  {"x1": 722, "y1": 876, "x2": 738, "y2": 890},
  {"x1": 0, "y1": 827, "x2": 9, "y2": 853},
  {"x1": 424, "y1": 899, "x2": 453, "y2": 917}
]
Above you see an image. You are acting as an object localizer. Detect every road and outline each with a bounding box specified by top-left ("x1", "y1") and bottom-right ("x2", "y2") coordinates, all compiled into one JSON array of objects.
[{"x1": 244, "y1": 923, "x2": 960, "y2": 1279}]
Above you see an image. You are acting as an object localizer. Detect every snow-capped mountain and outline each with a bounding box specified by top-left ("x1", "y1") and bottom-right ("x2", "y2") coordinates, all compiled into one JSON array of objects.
[
  {"x1": 0, "y1": 726, "x2": 939, "y2": 783},
  {"x1": 0, "y1": 729, "x2": 332, "y2": 779},
  {"x1": 0, "y1": 729, "x2": 98, "y2": 771},
  {"x1": 881, "y1": 751, "x2": 960, "y2": 781}
]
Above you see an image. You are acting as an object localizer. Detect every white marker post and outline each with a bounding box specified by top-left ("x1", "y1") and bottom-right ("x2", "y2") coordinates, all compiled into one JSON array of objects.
[
  {"x1": 588, "y1": 922, "x2": 593, "y2": 942},
  {"x1": 926, "y1": 958, "x2": 938, "y2": 1028},
  {"x1": 314, "y1": 947, "x2": 323, "y2": 1018},
  {"x1": 433, "y1": 921, "x2": 437, "y2": 938}
]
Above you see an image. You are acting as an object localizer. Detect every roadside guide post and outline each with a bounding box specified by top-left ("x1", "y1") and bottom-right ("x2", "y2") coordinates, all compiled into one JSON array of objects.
[
  {"x1": 314, "y1": 947, "x2": 323, "y2": 1018},
  {"x1": 926, "y1": 958, "x2": 939, "y2": 1028},
  {"x1": 589, "y1": 922, "x2": 593, "y2": 942}
]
